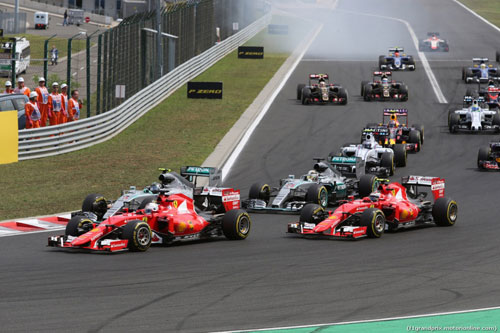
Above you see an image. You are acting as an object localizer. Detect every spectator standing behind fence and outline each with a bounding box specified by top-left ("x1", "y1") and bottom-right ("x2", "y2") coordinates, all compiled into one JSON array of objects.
[
  {"x1": 48, "y1": 82, "x2": 65, "y2": 125},
  {"x1": 35, "y1": 77, "x2": 49, "y2": 127},
  {"x1": 67, "y1": 90, "x2": 82, "y2": 122},
  {"x1": 63, "y1": 10, "x2": 68, "y2": 26},
  {"x1": 4, "y1": 81, "x2": 14, "y2": 94},
  {"x1": 14, "y1": 77, "x2": 30, "y2": 96},
  {"x1": 25, "y1": 92, "x2": 41, "y2": 129}
]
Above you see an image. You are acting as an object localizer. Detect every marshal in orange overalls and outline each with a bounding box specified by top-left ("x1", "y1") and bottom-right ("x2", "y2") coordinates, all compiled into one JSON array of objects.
[
  {"x1": 48, "y1": 93, "x2": 66, "y2": 126},
  {"x1": 25, "y1": 101, "x2": 41, "y2": 129},
  {"x1": 35, "y1": 86, "x2": 50, "y2": 127}
]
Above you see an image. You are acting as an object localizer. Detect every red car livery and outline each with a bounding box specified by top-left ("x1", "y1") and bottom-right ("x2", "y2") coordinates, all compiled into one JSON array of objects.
[{"x1": 288, "y1": 176, "x2": 457, "y2": 239}]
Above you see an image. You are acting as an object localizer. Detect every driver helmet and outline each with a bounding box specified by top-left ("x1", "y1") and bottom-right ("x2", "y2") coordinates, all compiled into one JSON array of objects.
[
  {"x1": 394, "y1": 51, "x2": 400, "y2": 57},
  {"x1": 144, "y1": 202, "x2": 159, "y2": 214},
  {"x1": 480, "y1": 63, "x2": 486, "y2": 70},
  {"x1": 319, "y1": 81, "x2": 326, "y2": 87},
  {"x1": 369, "y1": 192, "x2": 380, "y2": 202},
  {"x1": 307, "y1": 170, "x2": 319, "y2": 182},
  {"x1": 488, "y1": 80, "x2": 495, "y2": 88},
  {"x1": 471, "y1": 100, "x2": 480, "y2": 111},
  {"x1": 382, "y1": 77, "x2": 389, "y2": 84},
  {"x1": 149, "y1": 182, "x2": 161, "y2": 194}
]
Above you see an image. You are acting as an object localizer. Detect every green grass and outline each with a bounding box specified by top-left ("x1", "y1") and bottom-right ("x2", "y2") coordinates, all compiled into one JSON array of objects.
[
  {"x1": 459, "y1": 0, "x2": 500, "y2": 27},
  {"x1": 0, "y1": 51, "x2": 287, "y2": 220}
]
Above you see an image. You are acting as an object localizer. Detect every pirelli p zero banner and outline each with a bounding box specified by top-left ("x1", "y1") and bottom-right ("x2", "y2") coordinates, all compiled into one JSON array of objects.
[
  {"x1": 187, "y1": 82, "x2": 223, "y2": 99},
  {"x1": 238, "y1": 46, "x2": 264, "y2": 59}
]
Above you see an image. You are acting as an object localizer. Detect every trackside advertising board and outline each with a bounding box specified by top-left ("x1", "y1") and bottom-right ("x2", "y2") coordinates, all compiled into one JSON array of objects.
[
  {"x1": 187, "y1": 82, "x2": 223, "y2": 99},
  {"x1": 238, "y1": 46, "x2": 264, "y2": 59}
]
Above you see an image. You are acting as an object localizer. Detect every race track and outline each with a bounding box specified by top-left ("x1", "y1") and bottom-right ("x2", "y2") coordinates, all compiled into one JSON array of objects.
[{"x1": 2, "y1": 0, "x2": 500, "y2": 332}]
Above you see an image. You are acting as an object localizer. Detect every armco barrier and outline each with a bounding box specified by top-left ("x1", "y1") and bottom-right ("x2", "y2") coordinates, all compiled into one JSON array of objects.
[{"x1": 18, "y1": 13, "x2": 271, "y2": 160}]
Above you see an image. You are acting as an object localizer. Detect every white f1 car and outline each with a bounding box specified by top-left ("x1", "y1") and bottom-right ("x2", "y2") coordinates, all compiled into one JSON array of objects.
[{"x1": 448, "y1": 97, "x2": 500, "y2": 133}]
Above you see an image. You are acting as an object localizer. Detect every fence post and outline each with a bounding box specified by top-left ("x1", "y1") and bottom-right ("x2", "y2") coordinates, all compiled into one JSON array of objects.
[
  {"x1": 102, "y1": 30, "x2": 108, "y2": 113},
  {"x1": 43, "y1": 35, "x2": 56, "y2": 81},
  {"x1": 67, "y1": 32, "x2": 81, "y2": 94},
  {"x1": 86, "y1": 31, "x2": 98, "y2": 118},
  {"x1": 96, "y1": 33, "x2": 102, "y2": 115},
  {"x1": 10, "y1": 38, "x2": 16, "y2": 83}
]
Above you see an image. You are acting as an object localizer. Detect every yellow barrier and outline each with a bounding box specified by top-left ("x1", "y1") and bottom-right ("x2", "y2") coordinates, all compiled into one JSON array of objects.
[{"x1": 0, "y1": 111, "x2": 19, "y2": 164}]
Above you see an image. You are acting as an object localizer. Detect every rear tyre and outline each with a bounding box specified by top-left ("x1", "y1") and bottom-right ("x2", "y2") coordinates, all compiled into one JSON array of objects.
[
  {"x1": 360, "y1": 208, "x2": 385, "y2": 238},
  {"x1": 412, "y1": 124, "x2": 424, "y2": 144},
  {"x1": 393, "y1": 144, "x2": 407, "y2": 167},
  {"x1": 363, "y1": 85, "x2": 372, "y2": 101},
  {"x1": 408, "y1": 57, "x2": 416, "y2": 71},
  {"x1": 496, "y1": 51, "x2": 500, "y2": 63},
  {"x1": 222, "y1": 209, "x2": 251, "y2": 240},
  {"x1": 299, "y1": 203, "x2": 324, "y2": 223},
  {"x1": 381, "y1": 152, "x2": 394, "y2": 176},
  {"x1": 492, "y1": 113, "x2": 500, "y2": 128},
  {"x1": 337, "y1": 87, "x2": 348, "y2": 105},
  {"x1": 296, "y1": 84, "x2": 305, "y2": 100},
  {"x1": 462, "y1": 67, "x2": 466, "y2": 80},
  {"x1": 306, "y1": 184, "x2": 329, "y2": 208},
  {"x1": 399, "y1": 85, "x2": 409, "y2": 101},
  {"x1": 408, "y1": 130, "x2": 421, "y2": 152},
  {"x1": 248, "y1": 182, "x2": 271, "y2": 204},
  {"x1": 301, "y1": 88, "x2": 311, "y2": 105},
  {"x1": 465, "y1": 69, "x2": 474, "y2": 83},
  {"x1": 65, "y1": 216, "x2": 94, "y2": 236},
  {"x1": 449, "y1": 114, "x2": 460, "y2": 133},
  {"x1": 432, "y1": 198, "x2": 458, "y2": 226},
  {"x1": 359, "y1": 174, "x2": 377, "y2": 198},
  {"x1": 122, "y1": 220, "x2": 152, "y2": 251},
  {"x1": 477, "y1": 147, "x2": 490, "y2": 169},
  {"x1": 82, "y1": 193, "x2": 107, "y2": 220}
]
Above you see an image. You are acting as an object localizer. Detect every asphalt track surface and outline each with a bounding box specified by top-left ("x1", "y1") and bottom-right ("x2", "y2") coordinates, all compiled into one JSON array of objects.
[{"x1": 2, "y1": 0, "x2": 500, "y2": 332}]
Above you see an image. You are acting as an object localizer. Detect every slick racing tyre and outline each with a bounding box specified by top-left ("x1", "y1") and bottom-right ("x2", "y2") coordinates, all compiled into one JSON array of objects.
[
  {"x1": 381, "y1": 152, "x2": 395, "y2": 176},
  {"x1": 360, "y1": 208, "x2": 385, "y2": 238},
  {"x1": 449, "y1": 114, "x2": 460, "y2": 133},
  {"x1": 378, "y1": 55, "x2": 387, "y2": 69},
  {"x1": 393, "y1": 144, "x2": 407, "y2": 167},
  {"x1": 408, "y1": 57, "x2": 416, "y2": 71},
  {"x1": 432, "y1": 197, "x2": 458, "y2": 226},
  {"x1": 306, "y1": 184, "x2": 329, "y2": 208},
  {"x1": 137, "y1": 196, "x2": 159, "y2": 210},
  {"x1": 360, "y1": 81, "x2": 369, "y2": 96},
  {"x1": 412, "y1": 124, "x2": 424, "y2": 144},
  {"x1": 363, "y1": 85, "x2": 372, "y2": 101},
  {"x1": 299, "y1": 203, "x2": 324, "y2": 224},
  {"x1": 462, "y1": 67, "x2": 466, "y2": 81},
  {"x1": 222, "y1": 209, "x2": 251, "y2": 240},
  {"x1": 248, "y1": 182, "x2": 271, "y2": 204},
  {"x1": 358, "y1": 174, "x2": 377, "y2": 198},
  {"x1": 337, "y1": 87, "x2": 348, "y2": 105},
  {"x1": 477, "y1": 147, "x2": 490, "y2": 169},
  {"x1": 408, "y1": 130, "x2": 421, "y2": 152},
  {"x1": 297, "y1": 84, "x2": 305, "y2": 100},
  {"x1": 65, "y1": 216, "x2": 94, "y2": 236},
  {"x1": 399, "y1": 85, "x2": 409, "y2": 101},
  {"x1": 492, "y1": 113, "x2": 500, "y2": 130},
  {"x1": 122, "y1": 220, "x2": 152, "y2": 251},
  {"x1": 301, "y1": 88, "x2": 311, "y2": 105},
  {"x1": 82, "y1": 193, "x2": 107, "y2": 220}
]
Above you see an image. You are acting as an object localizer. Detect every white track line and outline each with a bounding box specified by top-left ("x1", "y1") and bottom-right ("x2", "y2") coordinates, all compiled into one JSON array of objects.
[
  {"x1": 453, "y1": 0, "x2": 500, "y2": 34},
  {"x1": 220, "y1": 19, "x2": 331, "y2": 180},
  {"x1": 338, "y1": 9, "x2": 448, "y2": 104},
  {"x1": 214, "y1": 305, "x2": 500, "y2": 333}
]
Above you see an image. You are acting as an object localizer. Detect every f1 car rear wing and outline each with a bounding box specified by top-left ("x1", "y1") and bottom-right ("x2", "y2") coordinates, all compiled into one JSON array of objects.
[
  {"x1": 330, "y1": 156, "x2": 365, "y2": 178},
  {"x1": 401, "y1": 175, "x2": 445, "y2": 200},
  {"x1": 180, "y1": 166, "x2": 222, "y2": 187},
  {"x1": 472, "y1": 58, "x2": 489, "y2": 64},
  {"x1": 427, "y1": 32, "x2": 440, "y2": 36},
  {"x1": 309, "y1": 74, "x2": 329, "y2": 79},
  {"x1": 389, "y1": 47, "x2": 404, "y2": 53},
  {"x1": 373, "y1": 71, "x2": 392, "y2": 77}
]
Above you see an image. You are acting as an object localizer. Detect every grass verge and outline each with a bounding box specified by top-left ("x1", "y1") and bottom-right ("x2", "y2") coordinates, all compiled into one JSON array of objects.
[{"x1": 458, "y1": 0, "x2": 500, "y2": 27}]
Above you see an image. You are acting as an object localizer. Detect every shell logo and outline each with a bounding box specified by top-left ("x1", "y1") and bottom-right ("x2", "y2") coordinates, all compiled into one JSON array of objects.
[
  {"x1": 400, "y1": 208, "x2": 413, "y2": 219},
  {"x1": 176, "y1": 222, "x2": 187, "y2": 233}
]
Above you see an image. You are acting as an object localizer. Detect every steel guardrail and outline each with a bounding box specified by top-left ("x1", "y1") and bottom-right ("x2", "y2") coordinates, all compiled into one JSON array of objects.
[{"x1": 18, "y1": 13, "x2": 271, "y2": 160}]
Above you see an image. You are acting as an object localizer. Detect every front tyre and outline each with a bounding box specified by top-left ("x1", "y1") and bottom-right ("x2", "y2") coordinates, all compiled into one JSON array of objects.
[
  {"x1": 122, "y1": 220, "x2": 152, "y2": 252},
  {"x1": 360, "y1": 208, "x2": 385, "y2": 238},
  {"x1": 358, "y1": 174, "x2": 377, "y2": 198},
  {"x1": 296, "y1": 84, "x2": 305, "y2": 100},
  {"x1": 82, "y1": 193, "x2": 108, "y2": 220},
  {"x1": 299, "y1": 203, "x2": 324, "y2": 223},
  {"x1": 477, "y1": 147, "x2": 490, "y2": 169},
  {"x1": 432, "y1": 198, "x2": 458, "y2": 226},
  {"x1": 248, "y1": 182, "x2": 271, "y2": 204},
  {"x1": 65, "y1": 216, "x2": 94, "y2": 236},
  {"x1": 222, "y1": 209, "x2": 251, "y2": 240}
]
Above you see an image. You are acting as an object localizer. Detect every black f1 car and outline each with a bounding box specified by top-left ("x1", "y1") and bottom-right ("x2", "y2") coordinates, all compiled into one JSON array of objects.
[
  {"x1": 419, "y1": 33, "x2": 449, "y2": 52},
  {"x1": 361, "y1": 72, "x2": 408, "y2": 101},
  {"x1": 362, "y1": 108, "x2": 424, "y2": 152},
  {"x1": 478, "y1": 141, "x2": 500, "y2": 170},
  {"x1": 297, "y1": 74, "x2": 348, "y2": 105}
]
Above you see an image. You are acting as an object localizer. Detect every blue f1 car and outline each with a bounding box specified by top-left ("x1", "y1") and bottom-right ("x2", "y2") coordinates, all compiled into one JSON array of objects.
[
  {"x1": 379, "y1": 47, "x2": 416, "y2": 71},
  {"x1": 462, "y1": 58, "x2": 500, "y2": 84}
]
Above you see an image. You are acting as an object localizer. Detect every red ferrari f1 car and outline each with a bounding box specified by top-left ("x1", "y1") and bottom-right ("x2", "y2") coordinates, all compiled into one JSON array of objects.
[
  {"x1": 48, "y1": 188, "x2": 250, "y2": 252},
  {"x1": 287, "y1": 176, "x2": 457, "y2": 239}
]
